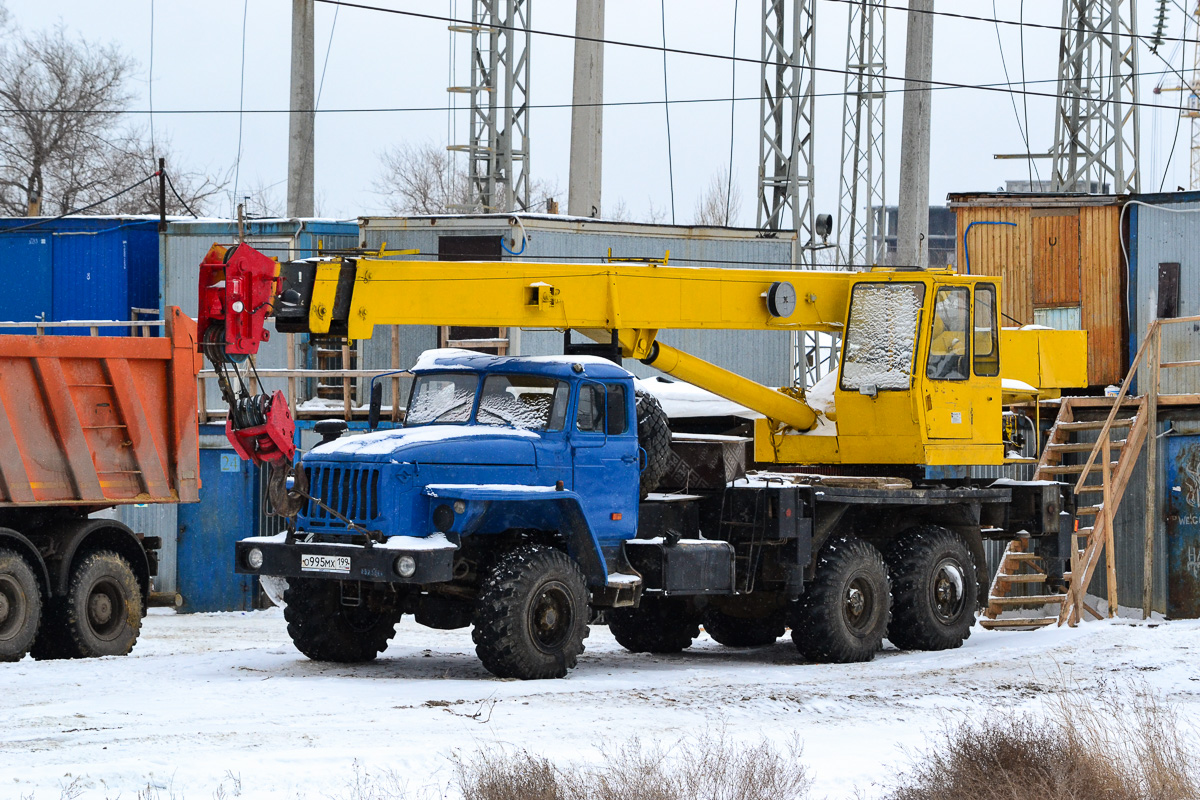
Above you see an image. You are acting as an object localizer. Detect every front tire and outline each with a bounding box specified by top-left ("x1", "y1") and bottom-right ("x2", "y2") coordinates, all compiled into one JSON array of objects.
[
  {"x1": 0, "y1": 548, "x2": 42, "y2": 662},
  {"x1": 791, "y1": 536, "x2": 890, "y2": 663},
  {"x1": 472, "y1": 546, "x2": 590, "y2": 680},
  {"x1": 63, "y1": 551, "x2": 142, "y2": 658},
  {"x1": 884, "y1": 526, "x2": 977, "y2": 651},
  {"x1": 608, "y1": 596, "x2": 700, "y2": 653},
  {"x1": 284, "y1": 579, "x2": 401, "y2": 663}
]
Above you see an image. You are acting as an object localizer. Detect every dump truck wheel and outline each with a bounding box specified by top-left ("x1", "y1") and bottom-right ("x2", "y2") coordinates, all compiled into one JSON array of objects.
[
  {"x1": 29, "y1": 599, "x2": 83, "y2": 660},
  {"x1": 884, "y1": 526, "x2": 976, "y2": 651},
  {"x1": 63, "y1": 551, "x2": 142, "y2": 658},
  {"x1": 608, "y1": 596, "x2": 700, "y2": 653},
  {"x1": 472, "y1": 545, "x2": 590, "y2": 680},
  {"x1": 702, "y1": 607, "x2": 786, "y2": 648},
  {"x1": 791, "y1": 536, "x2": 890, "y2": 663},
  {"x1": 636, "y1": 390, "x2": 672, "y2": 497},
  {"x1": 0, "y1": 548, "x2": 42, "y2": 662},
  {"x1": 284, "y1": 578, "x2": 401, "y2": 663}
]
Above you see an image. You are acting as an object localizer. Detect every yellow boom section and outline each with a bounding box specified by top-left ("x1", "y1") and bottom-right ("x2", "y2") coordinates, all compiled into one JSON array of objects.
[{"x1": 301, "y1": 257, "x2": 1088, "y2": 467}]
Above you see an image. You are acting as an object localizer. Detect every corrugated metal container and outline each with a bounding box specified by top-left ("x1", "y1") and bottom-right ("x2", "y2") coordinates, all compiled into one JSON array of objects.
[
  {"x1": 358, "y1": 215, "x2": 800, "y2": 387},
  {"x1": 947, "y1": 194, "x2": 1127, "y2": 388},
  {"x1": 0, "y1": 216, "x2": 160, "y2": 334},
  {"x1": 1127, "y1": 192, "x2": 1200, "y2": 394},
  {"x1": 160, "y1": 219, "x2": 360, "y2": 412}
]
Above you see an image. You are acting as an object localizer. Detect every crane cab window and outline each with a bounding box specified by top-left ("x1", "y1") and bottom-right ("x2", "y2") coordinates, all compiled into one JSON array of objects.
[
  {"x1": 973, "y1": 284, "x2": 1000, "y2": 377},
  {"x1": 577, "y1": 383, "x2": 627, "y2": 434},
  {"x1": 926, "y1": 287, "x2": 970, "y2": 381},
  {"x1": 840, "y1": 282, "x2": 926, "y2": 392}
]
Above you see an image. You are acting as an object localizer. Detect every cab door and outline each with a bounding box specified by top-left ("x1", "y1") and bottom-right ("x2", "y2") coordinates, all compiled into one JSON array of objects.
[
  {"x1": 570, "y1": 380, "x2": 639, "y2": 545},
  {"x1": 923, "y1": 285, "x2": 974, "y2": 439}
]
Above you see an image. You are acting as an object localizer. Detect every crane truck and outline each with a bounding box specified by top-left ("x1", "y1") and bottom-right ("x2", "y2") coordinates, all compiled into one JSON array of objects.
[{"x1": 197, "y1": 242, "x2": 1086, "y2": 679}]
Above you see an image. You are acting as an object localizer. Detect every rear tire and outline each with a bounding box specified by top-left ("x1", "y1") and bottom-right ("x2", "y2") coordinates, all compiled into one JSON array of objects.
[
  {"x1": 702, "y1": 607, "x2": 786, "y2": 648},
  {"x1": 284, "y1": 579, "x2": 401, "y2": 663},
  {"x1": 608, "y1": 596, "x2": 699, "y2": 653},
  {"x1": 0, "y1": 548, "x2": 42, "y2": 662},
  {"x1": 791, "y1": 536, "x2": 890, "y2": 663},
  {"x1": 29, "y1": 599, "x2": 82, "y2": 660},
  {"x1": 472, "y1": 545, "x2": 590, "y2": 680},
  {"x1": 884, "y1": 526, "x2": 977, "y2": 651},
  {"x1": 635, "y1": 390, "x2": 672, "y2": 497},
  {"x1": 63, "y1": 551, "x2": 142, "y2": 658}
]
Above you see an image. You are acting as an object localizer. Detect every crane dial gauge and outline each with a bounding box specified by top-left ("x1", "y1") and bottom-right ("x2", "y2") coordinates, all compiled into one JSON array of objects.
[{"x1": 767, "y1": 281, "x2": 797, "y2": 318}]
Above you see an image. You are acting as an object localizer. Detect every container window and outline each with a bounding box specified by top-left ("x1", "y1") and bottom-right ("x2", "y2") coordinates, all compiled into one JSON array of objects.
[
  {"x1": 840, "y1": 283, "x2": 926, "y2": 392},
  {"x1": 927, "y1": 287, "x2": 971, "y2": 381},
  {"x1": 973, "y1": 283, "x2": 1000, "y2": 377}
]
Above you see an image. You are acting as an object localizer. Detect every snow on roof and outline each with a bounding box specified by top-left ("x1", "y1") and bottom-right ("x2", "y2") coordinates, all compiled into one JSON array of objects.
[
  {"x1": 411, "y1": 348, "x2": 631, "y2": 377},
  {"x1": 633, "y1": 376, "x2": 759, "y2": 420}
]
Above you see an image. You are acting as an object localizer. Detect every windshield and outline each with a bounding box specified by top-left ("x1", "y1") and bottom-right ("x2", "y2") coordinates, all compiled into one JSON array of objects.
[
  {"x1": 477, "y1": 374, "x2": 568, "y2": 430},
  {"x1": 405, "y1": 373, "x2": 478, "y2": 426},
  {"x1": 840, "y1": 282, "x2": 926, "y2": 391}
]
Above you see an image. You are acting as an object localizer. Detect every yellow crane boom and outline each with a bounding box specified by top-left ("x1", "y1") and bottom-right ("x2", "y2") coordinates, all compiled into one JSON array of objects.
[{"x1": 274, "y1": 254, "x2": 1088, "y2": 468}]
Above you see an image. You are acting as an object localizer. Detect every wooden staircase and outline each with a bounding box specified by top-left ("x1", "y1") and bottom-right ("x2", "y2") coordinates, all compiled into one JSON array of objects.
[{"x1": 980, "y1": 396, "x2": 1148, "y2": 629}]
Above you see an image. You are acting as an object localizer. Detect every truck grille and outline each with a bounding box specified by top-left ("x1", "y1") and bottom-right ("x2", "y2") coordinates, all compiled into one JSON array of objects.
[{"x1": 303, "y1": 465, "x2": 381, "y2": 528}]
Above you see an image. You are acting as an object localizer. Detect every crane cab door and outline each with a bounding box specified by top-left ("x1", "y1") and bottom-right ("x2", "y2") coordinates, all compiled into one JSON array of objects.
[
  {"x1": 570, "y1": 381, "x2": 639, "y2": 546},
  {"x1": 922, "y1": 284, "x2": 993, "y2": 440}
]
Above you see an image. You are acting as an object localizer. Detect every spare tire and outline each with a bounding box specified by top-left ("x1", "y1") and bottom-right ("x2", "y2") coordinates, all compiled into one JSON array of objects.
[{"x1": 635, "y1": 389, "x2": 672, "y2": 497}]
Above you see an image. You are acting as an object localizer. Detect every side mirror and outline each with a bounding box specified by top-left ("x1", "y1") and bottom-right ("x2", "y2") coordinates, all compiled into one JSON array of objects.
[{"x1": 368, "y1": 381, "x2": 384, "y2": 430}]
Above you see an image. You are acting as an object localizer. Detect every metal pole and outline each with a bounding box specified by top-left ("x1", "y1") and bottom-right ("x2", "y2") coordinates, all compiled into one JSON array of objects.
[
  {"x1": 287, "y1": 0, "x2": 315, "y2": 218},
  {"x1": 568, "y1": 0, "x2": 604, "y2": 217},
  {"x1": 896, "y1": 0, "x2": 932, "y2": 268},
  {"x1": 157, "y1": 157, "x2": 167, "y2": 233}
]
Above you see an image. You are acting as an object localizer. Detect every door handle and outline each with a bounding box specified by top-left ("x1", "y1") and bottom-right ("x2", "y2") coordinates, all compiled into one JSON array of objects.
[{"x1": 621, "y1": 454, "x2": 637, "y2": 464}]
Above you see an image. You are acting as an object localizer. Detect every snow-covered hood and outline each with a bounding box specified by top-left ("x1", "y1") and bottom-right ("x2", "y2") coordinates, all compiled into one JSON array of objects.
[{"x1": 305, "y1": 425, "x2": 540, "y2": 466}]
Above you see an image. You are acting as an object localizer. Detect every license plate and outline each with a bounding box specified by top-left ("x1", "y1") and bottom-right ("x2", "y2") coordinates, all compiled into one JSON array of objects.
[{"x1": 300, "y1": 554, "x2": 351, "y2": 573}]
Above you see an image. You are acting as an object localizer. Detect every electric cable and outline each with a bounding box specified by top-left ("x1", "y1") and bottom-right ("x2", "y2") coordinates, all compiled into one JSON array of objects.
[
  {"x1": 1159, "y1": 12, "x2": 1190, "y2": 191},
  {"x1": 148, "y1": 0, "x2": 155, "y2": 161},
  {"x1": 232, "y1": 0, "x2": 249, "y2": 211},
  {"x1": 726, "y1": 0, "x2": 738, "y2": 226},
  {"x1": 992, "y1": 0, "x2": 1033, "y2": 187},
  {"x1": 660, "y1": 0, "x2": 675, "y2": 226},
  {"x1": 165, "y1": 170, "x2": 200, "y2": 218},
  {"x1": 1018, "y1": 0, "x2": 1040, "y2": 184},
  {"x1": 0, "y1": 173, "x2": 161, "y2": 234}
]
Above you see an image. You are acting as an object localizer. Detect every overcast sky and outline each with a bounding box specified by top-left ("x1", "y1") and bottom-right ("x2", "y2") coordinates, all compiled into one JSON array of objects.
[{"x1": 3, "y1": 1, "x2": 1195, "y2": 224}]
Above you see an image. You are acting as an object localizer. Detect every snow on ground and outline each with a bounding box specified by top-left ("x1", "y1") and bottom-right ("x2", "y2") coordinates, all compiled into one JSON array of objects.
[{"x1": 3, "y1": 612, "x2": 1199, "y2": 799}]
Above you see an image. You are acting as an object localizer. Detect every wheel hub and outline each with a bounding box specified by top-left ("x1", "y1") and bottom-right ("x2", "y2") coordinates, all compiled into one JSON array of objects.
[
  {"x1": 0, "y1": 576, "x2": 21, "y2": 639},
  {"x1": 846, "y1": 587, "x2": 865, "y2": 617},
  {"x1": 529, "y1": 583, "x2": 572, "y2": 653},
  {"x1": 0, "y1": 591, "x2": 9, "y2": 625},
  {"x1": 931, "y1": 559, "x2": 966, "y2": 622},
  {"x1": 89, "y1": 591, "x2": 113, "y2": 626}
]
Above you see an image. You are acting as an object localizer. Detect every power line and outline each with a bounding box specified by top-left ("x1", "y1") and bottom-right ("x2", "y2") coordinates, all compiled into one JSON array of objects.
[
  {"x1": 660, "y1": 0, "x2": 675, "y2": 225},
  {"x1": 232, "y1": 0, "x2": 250, "y2": 209},
  {"x1": 13, "y1": 65, "x2": 1193, "y2": 117}
]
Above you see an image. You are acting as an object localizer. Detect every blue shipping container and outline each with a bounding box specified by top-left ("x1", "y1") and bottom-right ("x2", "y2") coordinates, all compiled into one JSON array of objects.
[{"x1": 0, "y1": 216, "x2": 160, "y2": 335}]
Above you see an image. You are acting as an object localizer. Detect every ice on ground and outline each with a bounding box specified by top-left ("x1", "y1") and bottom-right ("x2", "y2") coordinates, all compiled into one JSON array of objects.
[{"x1": 2, "y1": 613, "x2": 1198, "y2": 799}]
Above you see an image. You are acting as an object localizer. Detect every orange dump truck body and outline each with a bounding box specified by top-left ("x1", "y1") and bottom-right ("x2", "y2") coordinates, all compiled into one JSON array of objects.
[{"x1": 0, "y1": 307, "x2": 201, "y2": 509}]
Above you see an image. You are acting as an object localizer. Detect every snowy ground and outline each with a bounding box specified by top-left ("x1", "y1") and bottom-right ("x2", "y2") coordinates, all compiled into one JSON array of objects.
[{"x1": 3, "y1": 610, "x2": 1199, "y2": 800}]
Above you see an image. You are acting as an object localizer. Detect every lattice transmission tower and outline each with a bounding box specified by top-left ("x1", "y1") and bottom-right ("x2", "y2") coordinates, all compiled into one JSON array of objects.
[
  {"x1": 835, "y1": 0, "x2": 886, "y2": 267},
  {"x1": 1050, "y1": 0, "x2": 1140, "y2": 193},
  {"x1": 757, "y1": 0, "x2": 817, "y2": 261},
  {"x1": 1155, "y1": 2, "x2": 1200, "y2": 189},
  {"x1": 448, "y1": 0, "x2": 532, "y2": 212}
]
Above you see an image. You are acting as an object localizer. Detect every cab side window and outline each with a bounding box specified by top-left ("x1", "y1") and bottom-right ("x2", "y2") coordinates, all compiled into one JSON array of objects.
[
  {"x1": 973, "y1": 284, "x2": 1000, "y2": 377},
  {"x1": 926, "y1": 287, "x2": 970, "y2": 381},
  {"x1": 576, "y1": 383, "x2": 628, "y2": 434}
]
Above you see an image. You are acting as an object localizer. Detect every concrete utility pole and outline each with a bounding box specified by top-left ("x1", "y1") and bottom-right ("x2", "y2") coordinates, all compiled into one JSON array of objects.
[
  {"x1": 287, "y1": 0, "x2": 315, "y2": 218},
  {"x1": 896, "y1": 0, "x2": 932, "y2": 268},
  {"x1": 568, "y1": 0, "x2": 604, "y2": 217}
]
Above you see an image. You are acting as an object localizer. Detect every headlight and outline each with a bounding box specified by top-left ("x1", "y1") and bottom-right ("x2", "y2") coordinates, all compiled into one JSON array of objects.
[
  {"x1": 453, "y1": 500, "x2": 467, "y2": 514},
  {"x1": 395, "y1": 555, "x2": 417, "y2": 578},
  {"x1": 246, "y1": 547, "x2": 264, "y2": 570}
]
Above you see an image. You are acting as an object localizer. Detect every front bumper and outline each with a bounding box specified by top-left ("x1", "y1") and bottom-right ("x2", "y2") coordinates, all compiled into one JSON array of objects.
[{"x1": 234, "y1": 538, "x2": 456, "y2": 584}]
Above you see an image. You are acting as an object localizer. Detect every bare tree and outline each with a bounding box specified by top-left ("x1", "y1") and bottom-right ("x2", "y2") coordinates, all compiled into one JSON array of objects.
[
  {"x1": 0, "y1": 20, "x2": 227, "y2": 217},
  {"x1": 692, "y1": 168, "x2": 742, "y2": 227},
  {"x1": 374, "y1": 142, "x2": 472, "y2": 214}
]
